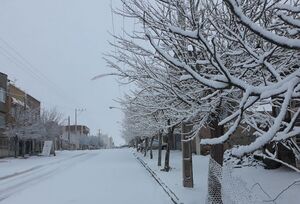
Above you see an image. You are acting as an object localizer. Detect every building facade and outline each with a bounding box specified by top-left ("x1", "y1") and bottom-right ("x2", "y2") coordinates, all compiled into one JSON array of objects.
[
  {"x1": 0, "y1": 72, "x2": 9, "y2": 157},
  {"x1": 61, "y1": 125, "x2": 90, "y2": 150},
  {"x1": 7, "y1": 83, "x2": 41, "y2": 121},
  {"x1": 0, "y1": 73, "x2": 42, "y2": 158},
  {"x1": 0, "y1": 72, "x2": 8, "y2": 131}
]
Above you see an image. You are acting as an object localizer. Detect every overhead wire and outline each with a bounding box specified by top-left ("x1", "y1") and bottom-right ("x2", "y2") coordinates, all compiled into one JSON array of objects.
[
  {"x1": 0, "y1": 36, "x2": 79, "y2": 107},
  {"x1": 0, "y1": 86, "x2": 74, "y2": 112}
]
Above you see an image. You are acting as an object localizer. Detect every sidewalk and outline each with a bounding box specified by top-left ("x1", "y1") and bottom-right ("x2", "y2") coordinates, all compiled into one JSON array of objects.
[
  {"x1": 135, "y1": 150, "x2": 209, "y2": 204},
  {"x1": 136, "y1": 149, "x2": 300, "y2": 204}
]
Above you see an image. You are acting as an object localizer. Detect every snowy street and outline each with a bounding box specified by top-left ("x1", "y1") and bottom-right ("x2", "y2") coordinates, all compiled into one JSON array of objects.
[
  {"x1": 0, "y1": 149, "x2": 172, "y2": 204},
  {"x1": 1, "y1": 148, "x2": 300, "y2": 204},
  {"x1": 1, "y1": 0, "x2": 300, "y2": 203}
]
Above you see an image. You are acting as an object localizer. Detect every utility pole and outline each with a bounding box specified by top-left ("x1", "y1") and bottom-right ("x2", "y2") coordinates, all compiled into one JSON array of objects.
[
  {"x1": 68, "y1": 116, "x2": 71, "y2": 144},
  {"x1": 74, "y1": 108, "x2": 86, "y2": 135},
  {"x1": 75, "y1": 108, "x2": 77, "y2": 135},
  {"x1": 22, "y1": 94, "x2": 27, "y2": 157}
]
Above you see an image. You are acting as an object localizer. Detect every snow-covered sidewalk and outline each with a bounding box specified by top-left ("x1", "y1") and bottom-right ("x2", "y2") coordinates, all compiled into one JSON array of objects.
[
  {"x1": 135, "y1": 150, "x2": 209, "y2": 204},
  {"x1": 136, "y1": 149, "x2": 300, "y2": 204}
]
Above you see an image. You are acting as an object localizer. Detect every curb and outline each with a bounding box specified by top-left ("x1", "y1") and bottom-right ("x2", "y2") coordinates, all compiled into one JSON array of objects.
[{"x1": 133, "y1": 152, "x2": 183, "y2": 204}]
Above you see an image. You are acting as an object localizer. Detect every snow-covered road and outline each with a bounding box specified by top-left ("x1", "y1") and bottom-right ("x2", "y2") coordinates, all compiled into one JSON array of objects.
[{"x1": 0, "y1": 149, "x2": 172, "y2": 204}]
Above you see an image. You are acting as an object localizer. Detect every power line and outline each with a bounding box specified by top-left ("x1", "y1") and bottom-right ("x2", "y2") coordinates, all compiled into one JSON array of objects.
[
  {"x1": 0, "y1": 46, "x2": 45, "y2": 84},
  {"x1": 0, "y1": 86, "x2": 74, "y2": 110},
  {"x1": 0, "y1": 37, "x2": 66, "y2": 94},
  {"x1": 0, "y1": 37, "x2": 79, "y2": 106}
]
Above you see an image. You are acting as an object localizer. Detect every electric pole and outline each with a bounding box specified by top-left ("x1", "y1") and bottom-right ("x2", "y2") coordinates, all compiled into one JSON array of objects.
[
  {"x1": 68, "y1": 116, "x2": 71, "y2": 144},
  {"x1": 75, "y1": 108, "x2": 77, "y2": 135},
  {"x1": 74, "y1": 108, "x2": 86, "y2": 135}
]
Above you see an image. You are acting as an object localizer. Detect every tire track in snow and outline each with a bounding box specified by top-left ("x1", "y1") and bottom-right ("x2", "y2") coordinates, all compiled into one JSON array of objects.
[
  {"x1": 0, "y1": 152, "x2": 98, "y2": 202},
  {"x1": 0, "y1": 153, "x2": 87, "y2": 182}
]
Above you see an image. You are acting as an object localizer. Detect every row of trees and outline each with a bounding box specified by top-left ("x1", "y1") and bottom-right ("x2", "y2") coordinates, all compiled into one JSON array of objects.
[
  {"x1": 100, "y1": 0, "x2": 299, "y2": 201},
  {"x1": 104, "y1": 0, "x2": 300, "y2": 165},
  {"x1": 6, "y1": 107, "x2": 62, "y2": 140},
  {"x1": 5, "y1": 107, "x2": 63, "y2": 157},
  {"x1": 5, "y1": 106, "x2": 106, "y2": 156}
]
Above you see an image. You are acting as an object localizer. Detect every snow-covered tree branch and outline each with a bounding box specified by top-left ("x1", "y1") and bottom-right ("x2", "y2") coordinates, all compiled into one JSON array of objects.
[{"x1": 105, "y1": 0, "x2": 300, "y2": 158}]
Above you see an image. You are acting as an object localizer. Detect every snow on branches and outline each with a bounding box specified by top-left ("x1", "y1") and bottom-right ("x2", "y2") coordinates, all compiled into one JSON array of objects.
[
  {"x1": 5, "y1": 107, "x2": 63, "y2": 141},
  {"x1": 106, "y1": 0, "x2": 300, "y2": 157}
]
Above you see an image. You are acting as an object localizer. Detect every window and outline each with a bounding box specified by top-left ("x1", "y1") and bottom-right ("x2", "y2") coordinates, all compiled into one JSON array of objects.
[
  {"x1": 0, "y1": 137, "x2": 8, "y2": 149},
  {"x1": 0, "y1": 87, "x2": 5, "y2": 103}
]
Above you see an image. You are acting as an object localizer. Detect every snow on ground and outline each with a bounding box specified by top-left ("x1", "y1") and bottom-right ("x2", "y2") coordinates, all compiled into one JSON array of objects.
[
  {"x1": 0, "y1": 149, "x2": 172, "y2": 204},
  {"x1": 233, "y1": 165, "x2": 300, "y2": 204},
  {"x1": 136, "y1": 150, "x2": 209, "y2": 204},
  {"x1": 137, "y1": 149, "x2": 300, "y2": 204},
  {"x1": 0, "y1": 149, "x2": 299, "y2": 204},
  {"x1": 0, "y1": 151, "x2": 88, "y2": 179}
]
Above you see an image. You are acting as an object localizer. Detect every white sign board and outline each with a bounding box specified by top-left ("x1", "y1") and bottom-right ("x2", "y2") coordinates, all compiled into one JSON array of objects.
[{"x1": 41, "y1": 141, "x2": 53, "y2": 156}]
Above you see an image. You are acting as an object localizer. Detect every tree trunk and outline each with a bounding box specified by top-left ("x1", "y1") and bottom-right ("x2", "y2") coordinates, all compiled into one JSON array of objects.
[
  {"x1": 60, "y1": 139, "x2": 63, "y2": 150},
  {"x1": 14, "y1": 136, "x2": 18, "y2": 158},
  {"x1": 150, "y1": 136, "x2": 154, "y2": 159},
  {"x1": 138, "y1": 138, "x2": 142, "y2": 152},
  {"x1": 144, "y1": 138, "x2": 149, "y2": 157},
  {"x1": 29, "y1": 140, "x2": 33, "y2": 156},
  {"x1": 21, "y1": 140, "x2": 25, "y2": 158},
  {"x1": 32, "y1": 140, "x2": 35, "y2": 155},
  {"x1": 135, "y1": 138, "x2": 138, "y2": 151},
  {"x1": 181, "y1": 122, "x2": 194, "y2": 188},
  {"x1": 207, "y1": 118, "x2": 224, "y2": 204},
  {"x1": 163, "y1": 126, "x2": 174, "y2": 172},
  {"x1": 158, "y1": 131, "x2": 162, "y2": 166},
  {"x1": 210, "y1": 117, "x2": 224, "y2": 165},
  {"x1": 52, "y1": 139, "x2": 56, "y2": 156}
]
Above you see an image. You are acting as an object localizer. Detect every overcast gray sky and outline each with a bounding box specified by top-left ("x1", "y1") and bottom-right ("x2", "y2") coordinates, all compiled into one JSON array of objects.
[{"x1": 0, "y1": 0, "x2": 129, "y2": 145}]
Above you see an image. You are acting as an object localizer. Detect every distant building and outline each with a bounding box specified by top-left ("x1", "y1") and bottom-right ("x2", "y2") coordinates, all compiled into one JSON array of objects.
[
  {"x1": 61, "y1": 125, "x2": 90, "y2": 149},
  {"x1": 64, "y1": 125, "x2": 90, "y2": 136}
]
